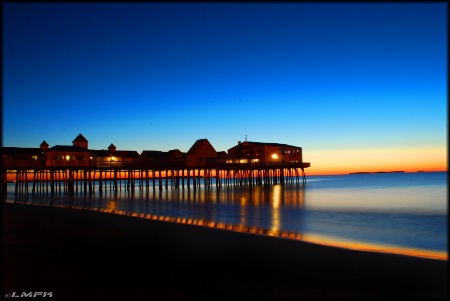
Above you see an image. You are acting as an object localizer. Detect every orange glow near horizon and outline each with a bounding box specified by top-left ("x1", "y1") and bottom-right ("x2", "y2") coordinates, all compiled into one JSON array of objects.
[
  {"x1": 304, "y1": 146, "x2": 447, "y2": 175},
  {"x1": 302, "y1": 233, "x2": 447, "y2": 260}
]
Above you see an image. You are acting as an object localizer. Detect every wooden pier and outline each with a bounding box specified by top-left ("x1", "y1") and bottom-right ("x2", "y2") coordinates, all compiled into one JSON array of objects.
[
  {"x1": 2, "y1": 136, "x2": 311, "y2": 199},
  {"x1": 2, "y1": 162, "x2": 310, "y2": 198}
]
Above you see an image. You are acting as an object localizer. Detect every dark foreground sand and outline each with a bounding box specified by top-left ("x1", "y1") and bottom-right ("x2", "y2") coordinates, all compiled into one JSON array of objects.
[{"x1": 2, "y1": 202, "x2": 447, "y2": 299}]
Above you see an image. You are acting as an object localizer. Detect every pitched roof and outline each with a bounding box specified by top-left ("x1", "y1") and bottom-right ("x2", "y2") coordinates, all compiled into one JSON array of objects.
[
  {"x1": 187, "y1": 139, "x2": 216, "y2": 155},
  {"x1": 141, "y1": 149, "x2": 185, "y2": 158},
  {"x1": 73, "y1": 133, "x2": 88, "y2": 143},
  {"x1": 167, "y1": 149, "x2": 183, "y2": 158},
  {"x1": 49, "y1": 145, "x2": 92, "y2": 152},
  {"x1": 239, "y1": 141, "x2": 301, "y2": 148},
  {"x1": 1, "y1": 147, "x2": 43, "y2": 155},
  {"x1": 114, "y1": 150, "x2": 140, "y2": 157},
  {"x1": 90, "y1": 149, "x2": 109, "y2": 156},
  {"x1": 141, "y1": 150, "x2": 165, "y2": 157},
  {"x1": 217, "y1": 151, "x2": 229, "y2": 158}
]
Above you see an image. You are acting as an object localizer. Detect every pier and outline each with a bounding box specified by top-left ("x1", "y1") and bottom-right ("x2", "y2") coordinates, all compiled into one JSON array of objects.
[
  {"x1": 2, "y1": 162, "x2": 310, "y2": 198},
  {"x1": 1, "y1": 135, "x2": 310, "y2": 198}
]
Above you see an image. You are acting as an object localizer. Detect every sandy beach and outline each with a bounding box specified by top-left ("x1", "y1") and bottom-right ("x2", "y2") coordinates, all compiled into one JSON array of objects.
[{"x1": 2, "y1": 202, "x2": 447, "y2": 298}]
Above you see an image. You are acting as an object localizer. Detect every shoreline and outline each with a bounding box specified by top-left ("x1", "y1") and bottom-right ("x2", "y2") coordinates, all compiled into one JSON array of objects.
[
  {"x1": 2, "y1": 202, "x2": 448, "y2": 298},
  {"x1": 348, "y1": 171, "x2": 405, "y2": 174},
  {"x1": 4, "y1": 200, "x2": 447, "y2": 261}
]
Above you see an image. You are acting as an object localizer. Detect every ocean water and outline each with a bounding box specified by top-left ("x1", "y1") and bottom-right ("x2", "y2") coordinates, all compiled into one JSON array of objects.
[{"x1": 5, "y1": 171, "x2": 447, "y2": 259}]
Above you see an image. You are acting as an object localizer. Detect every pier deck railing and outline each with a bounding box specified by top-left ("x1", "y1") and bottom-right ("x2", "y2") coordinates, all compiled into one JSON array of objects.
[{"x1": 1, "y1": 160, "x2": 44, "y2": 169}]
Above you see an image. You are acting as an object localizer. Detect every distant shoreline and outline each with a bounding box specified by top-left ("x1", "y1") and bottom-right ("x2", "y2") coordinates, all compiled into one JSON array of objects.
[{"x1": 349, "y1": 171, "x2": 406, "y2": 174}]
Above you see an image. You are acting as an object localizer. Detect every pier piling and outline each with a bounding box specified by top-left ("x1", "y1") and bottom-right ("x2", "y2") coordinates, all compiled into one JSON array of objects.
[{"x1": 4, "y1": 164, "x2": 308, "y2": 198}]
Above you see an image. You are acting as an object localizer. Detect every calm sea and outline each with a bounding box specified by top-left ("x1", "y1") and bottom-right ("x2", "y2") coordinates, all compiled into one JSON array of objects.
[{"x1": 5, "y1": 171, "x2": 447, "y2": 259}]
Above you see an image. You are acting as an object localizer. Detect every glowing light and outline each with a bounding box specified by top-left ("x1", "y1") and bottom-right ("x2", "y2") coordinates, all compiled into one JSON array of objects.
[
  {"x1": 271, "y1": 153, "x2": 278, "y2": 159},
  {"x1": 271, "y1": 185, "x2": 281, "y2": 234},
  {"x1": 107, "y1": 199, "x2": 118, "y2": 210},
  {"x1": 302, "y1": 233, "x2": 447, "y2": 260},
  {"x1": 65, "y1": 155, "x2": 70, "y2": 160}
]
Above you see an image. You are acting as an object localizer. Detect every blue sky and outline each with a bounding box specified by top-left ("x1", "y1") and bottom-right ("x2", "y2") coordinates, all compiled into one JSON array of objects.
[{"x1": 2, "y1": 2, "x2": 447, "y2": 174}]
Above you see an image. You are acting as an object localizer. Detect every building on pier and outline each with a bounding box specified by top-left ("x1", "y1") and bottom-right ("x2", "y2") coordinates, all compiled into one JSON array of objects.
[
  {"x1": 91, "y1": 143, "x2": 140, "y2": 168},
  {"x1": 1, "y1": 147, "x2": 45, "y2": 169},
  {"x1": 217, "y1": 151, "x2": 229, "y2": 164},
  {"x1": 72, "y1": 133, "x2": 88, "y2": 149},
  {"x1": 186, "y1": 139, "x2": 218, "y2": 168},
  {"x1": 226, "y1": 141, "x2": 304, "y2": 165},
  {"x1": 43, "y1": 134, "x2": 95, "y2": 167},
  {"x1": 1, "y1": 134, "x2": 310, "y2": 192},
  {"x1": 141, "y1": 149, "x2": 185, "y2": 169},
  {"x1": 45, "y1": 145, "x2": 95, "y2": 167},
  {"x1": 1, "y1": 135, "x2": 310, "y2": 171}
]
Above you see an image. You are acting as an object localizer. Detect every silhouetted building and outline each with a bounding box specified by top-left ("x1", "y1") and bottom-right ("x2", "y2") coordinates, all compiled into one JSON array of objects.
[
  {"x1": 217, "y1": 151, "x2": 229, "y2": 164},
  {"x1": 1, "y1": 147, "x2": 45, "y2": 168},
  {"x1": 2, "y1": 135, "x2": 309, "y2": 171},
  {"x1": 44, "y1": 134, "x2": 94, "y2": 167},
  {"x1": 227, "y1": 141, "x2": 303, "y2": 165},
  {"x1": 141, "y1": 149, "x2": 186, "y2": 169},
  {"x1": 72, "y1": 134, "x2": 88, "y2": 149},
  {"x1": 40, "y1": 140, "x2": 49, "y2": 151},
  {"x1": 91, "y1": 143, "x2": 140, "y2": 168},
  {"x1": 186, "y1": 139, "x2": 217, "y2": 168}
]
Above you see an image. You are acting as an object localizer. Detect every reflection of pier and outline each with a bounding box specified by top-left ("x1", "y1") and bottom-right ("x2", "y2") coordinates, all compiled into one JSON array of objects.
[
  {"x1": 93, "y1": 208, "x2": 305, "y2": 241},
  {"x1": 7, "y1": 181, "x2": 306, "y2": 242},
  {"x1": 2, "y1": 162, "x2": 309, "y2": 197}
]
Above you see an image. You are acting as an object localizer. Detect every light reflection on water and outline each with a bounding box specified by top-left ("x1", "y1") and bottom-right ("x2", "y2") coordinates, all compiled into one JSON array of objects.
[{"x1": 4, "y1": 172, "x2": 447, "y2": 260}]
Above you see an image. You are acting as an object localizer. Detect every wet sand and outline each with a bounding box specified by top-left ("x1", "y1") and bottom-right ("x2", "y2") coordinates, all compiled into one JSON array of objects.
[{"x1": 2, "y1": 202, "x2": 447, "y2": 298}]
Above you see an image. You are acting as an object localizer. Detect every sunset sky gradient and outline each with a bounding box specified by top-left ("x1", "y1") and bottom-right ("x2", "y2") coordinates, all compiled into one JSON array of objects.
[{"x1": 2, "y1": 2, "x2": 447, "y2": 175}]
